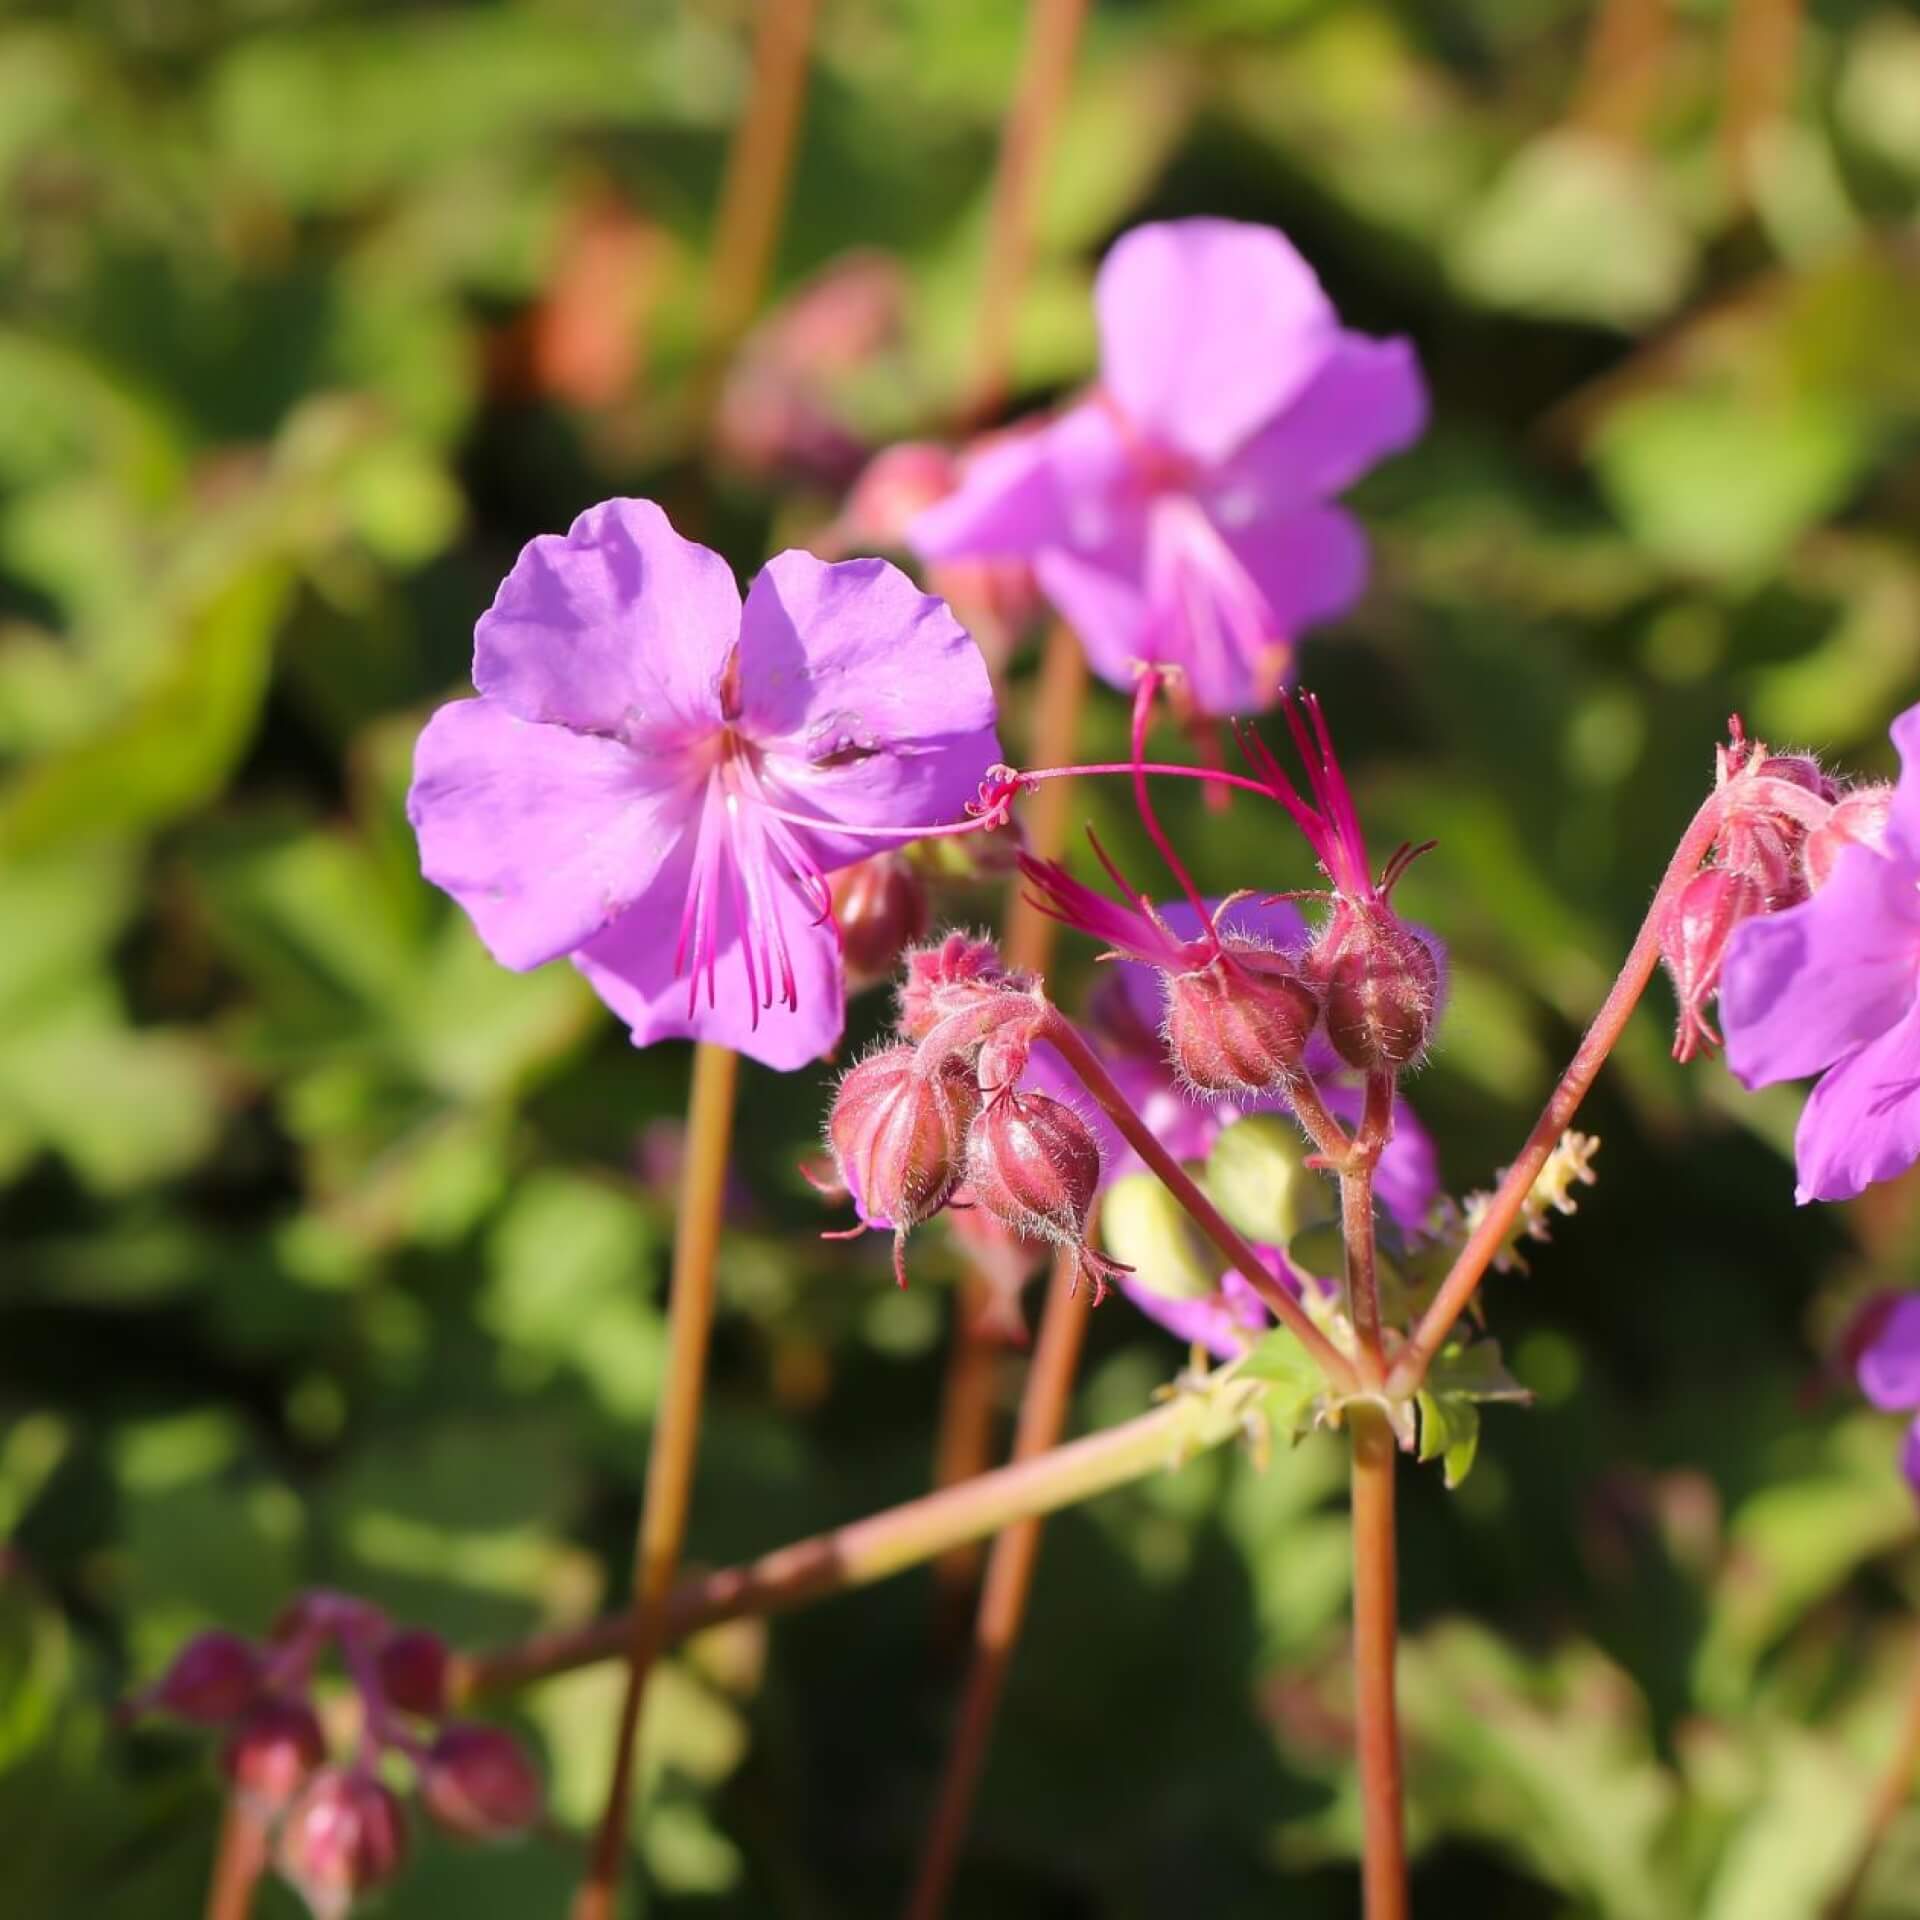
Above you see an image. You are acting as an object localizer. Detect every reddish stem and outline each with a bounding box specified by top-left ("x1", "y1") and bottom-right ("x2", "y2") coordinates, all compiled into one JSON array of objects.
[
  {"x1": 1387, "y1": 784, "x2": 1726, "y2": 1398},
  {"x1": 1350, "y1": 1403, "x2": 1408, "y2": 1920},
  {"x1": 205, "y1": 1797, "x2": 268, "y2": 1920}
]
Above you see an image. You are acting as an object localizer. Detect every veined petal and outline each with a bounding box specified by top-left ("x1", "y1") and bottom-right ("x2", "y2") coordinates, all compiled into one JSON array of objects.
[
  {"x1": 1218, "y1": 506, "x2": 1370, "y2": 665},
  {"x1": 1793, "y1": 1000, "x2": 1920, "y2": 1203},
  {"x1": 408, "y1": 696, "x2": 693, "y2": 970},
  {"x1": 474, "y1": 497, "x2": 742, "y2": 743},
  {"x1": 1858, "y1": 1295, "x2": 1920, "y2": 1412},
  {"x1": 737, "y1": 551, "x2": 1002, "y2": 869},
  {"x1": 907, "y1": 403, "x2": 1134, "y2": 561},
  {"x1": 1721, "y1": 842, "x2": 1920, "y2": 1089},
  {"x1": 1096, "y1": 219, "x2": 1339, "y2": 468},
  {"x1": 1208, "y1": 335, "x2": 1428, "y2": 526},
  {"x1": 574, "y1": 866, "x2": 846, "y2": 1071}
]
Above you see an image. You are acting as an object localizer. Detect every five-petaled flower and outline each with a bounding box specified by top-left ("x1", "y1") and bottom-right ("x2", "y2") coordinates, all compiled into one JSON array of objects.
[
  {"x1": 1720, "y1": 705, "x2": 1920, "y2": 1203},
  {"x1": 908, "y1": 217, "x2": 1427, "y2": 716},
  {"x1": 409, "y1": 498, "x2": 1001, "y2": 1070}
]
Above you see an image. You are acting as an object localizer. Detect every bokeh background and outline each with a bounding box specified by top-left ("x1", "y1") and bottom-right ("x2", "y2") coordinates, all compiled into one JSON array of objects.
[{"x1": 7, "y1": 0, "x2": 1920, "y2": 1914}]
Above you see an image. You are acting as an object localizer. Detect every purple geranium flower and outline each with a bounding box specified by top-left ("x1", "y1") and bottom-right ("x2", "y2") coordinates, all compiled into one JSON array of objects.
[
  {"x1": 1721, "y1": 705, "x2": 1920, "y2": 1202},
  {"x1": 908, "y1": 218, "x2": 1427, "y2": 715},
  {"x1": 1856, "y1": 1295, "x2": 1920, "y2": 1496},
  {"x1": 408, "y1": 498, "x2": 1000, "y2": 1070}
]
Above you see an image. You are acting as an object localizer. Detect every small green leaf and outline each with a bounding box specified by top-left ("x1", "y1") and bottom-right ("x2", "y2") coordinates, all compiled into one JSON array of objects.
[
  {"x1": 1238, "y1": 1330, "x2": 1328, "y2": 1441},
  {"x1": 1416, "y1": 1389, "x2": 1482, "y2": 1489},
  {"x1": 1426, "y1": 1337, "x2": 1532, "y2": 1405}
]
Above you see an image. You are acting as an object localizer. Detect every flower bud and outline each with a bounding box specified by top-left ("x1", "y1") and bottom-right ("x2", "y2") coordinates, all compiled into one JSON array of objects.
[
  {"x1": 1203, "y1": 1114, "x2": 1335, "y2": 1247},
  {"x1": 276, "y1": 1769, "x2": 408, "y2": 1920},
  {"x1": 965, "y1": 1093, "x2": 1123, "y2": 1298},
  {"x1": 1661, "y1": 865, "x2": 1764, "y2": 1062},
  {"x1": 374, "y1": 1629, "x2": 450, "y2": 1720},
  {"x1": 1101, "y1": 1172, "x2": 1216, "y2": 1304},
  {"x1": 827, "y1": 1047, "x2": 979, "y2": 1236},
  {"x1": 895, "y1": 932, "x2": 1009, "y2": 1039},
  {"x1": 831, "y1": 854, "x2": 930, "y2": 992},
  {"x1": 222, "y1": 1697, "x2": 327, "y2": 1812},
  {"x1": 271, "y1": 1591, "x2": 386, "y2": 1647},
  {"x1": 1311, "y1": 908, "x2": 1440, "y2": 1072},
  {"x1": 1163, "y1": 945, "x2": 1318, "y2": 1096},
  {"x1": 147, "y1": 1630, "x2": 262, "y2": 1725},
  {"x1": 418, "y1": 1724, "x2": 544, "y2": 1842},
  {"x1": 1805, "y1": 783, "x2": 1894, "y2": 891}
]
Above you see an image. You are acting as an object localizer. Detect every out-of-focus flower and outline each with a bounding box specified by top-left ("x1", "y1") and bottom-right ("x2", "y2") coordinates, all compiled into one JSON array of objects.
[
  {"x1": 409, "y1": 499, "x2": 1001, "y2": 1069},
  {"x1": 277, "y1": 1770, "x2": 408, "y2": 1920},
  {"x1": 1722, "y1": 706, "x2": 1920, "y2": 1202},
  {"x1": 418, "y1": 1724, "x2": 544, "y2": 1842},
  {"x1": 910, "y1": 218, "x2": 1426, "y2": 714},
  {"x1": 1854, "y1": 1293, "x2": 1920, "y2": 1496}
]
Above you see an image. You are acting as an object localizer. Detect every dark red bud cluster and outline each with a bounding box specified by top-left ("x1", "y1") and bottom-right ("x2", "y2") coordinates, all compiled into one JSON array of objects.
[
  {"x1": 127, "y1": 1594, "x2": 542, "y2": 1916},
  {"x1": 1163, "y1": 941, "x2": 1320, "y2": 1096},
  {"x1": 822, "y1": 934, "x2": 1124, "y2": 1305},
  {"x1": 1665, "y1": 724, "x2": 1866, "y2": 1061},
  {"x1": 832, "y1": 853, "x2": 930, "y2": 992},
  {"x1": 1308, "y1": 906, "x2": 1440, "y2": 1073}
]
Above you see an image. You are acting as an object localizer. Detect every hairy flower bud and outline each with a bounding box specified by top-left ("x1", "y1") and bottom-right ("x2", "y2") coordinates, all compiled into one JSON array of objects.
[
  {"x1": 277, "y1": 1769, "x2": 408, "y2": 1920},
  {"x1": 1661, "y1": 865, "x2": 1764, "y2": 1062},
  {"x1": 374, "y1": 1629, "x2": 450, "y2": 1720},
  {"x1": 222, "y1": 1698, "x2": 327, "y2": 1812},
  {"x1": 965, "y1": 1092, "x2": 1123, "y2": 1299},
  {"x1": 828, "y1": 1048, "x2": 979, "y2": 1245},
  {"x1": 1805, "y1": 784, "x2": 1894, "y2": 891},
  {"x1": 418, "y1": 1724, "x2": 544, "y2": 1842},
  {"x1": 1311, "y1": 908, "x2": 1439, "y2": 1072},
  {"x1": 831, "y1": 854, "x2": 929, "y2": 992},
  {"x1": 147, "y1": 1630, "x2": 262, "y2": 1725},
  {"x1": 895, "y1": 932, "x2": 1009, "y2": 1039},
  {"x1": 1163, "y1": 945, "x2": 1319, "y2": 1096}
]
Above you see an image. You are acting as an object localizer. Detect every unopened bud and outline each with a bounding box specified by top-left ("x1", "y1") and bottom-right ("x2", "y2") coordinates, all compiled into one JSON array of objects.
[
  {"x1": 965, "y1": 1093, "x2": 1124, "y2": 1299},
  {"x1": 1203, "y1": 1114, "x2": 1335, "y2": 1247},
  {"x1": 1755, "y1": 753, "x2": 1838, "y2": 803},
  {"x1": 1805, "y1": 784, "x2": 1894, "y2": 891},
  {"x1": 1661, "y1": 865, "x2": 1764, "y2": 1062},
  {"x1": 276, "y1": 1769, "x2": 408, "y2": 1920},
  {"x1": 895, "y1": 932, "x2": 1010, "y2": 1039},
  {"x1": 1312, "y1": 909, "x2": 1439, "y2": 1072},
  {"x1": 828, "y1": 1048, "x2": 979, "y2": 1241},
  {"x1": 831, "y1": 854, "x2": 929, "y2": 992},
  {"x1": 418, "y1": 1724, "x2": 544, "y2": 1842},
  {"x1": 1163, "y1": 946, "x2": 1318, "y2": 1096},
  {"x1": 1101, "y1": 1173, "x2": 1216, "y2": 1304},
  {"x1": 147, "y1": 1631, "x2": 262, "y2": 1725},
  {"x1": 374, "y1": 1629, "x2": 449, "y2": 1720},
  {"x1": 222, "y1": 1698, "x2": 327, "y2": 1811}
]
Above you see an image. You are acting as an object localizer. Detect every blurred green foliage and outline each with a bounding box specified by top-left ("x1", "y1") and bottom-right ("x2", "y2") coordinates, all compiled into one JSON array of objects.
[{"x1": 6, "y1": 0, "x2": 1920, "y2": 1913}]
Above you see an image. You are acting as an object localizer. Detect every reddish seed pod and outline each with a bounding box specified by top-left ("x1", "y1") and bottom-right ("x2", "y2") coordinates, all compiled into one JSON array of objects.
[
  {"x1": 1804, "y1": 783, "x2": 1895, "y2": 892},
  {"x1": 827, "y1": 1047, "x2": 980, "y2": 1234},
  {"x1": 277, "y1": 1769, "x2": 409, "y2": 1920},
  {"x1": 895, "y1": 932, "x2": 1009, "y2": 1039},
  {"x1": 831, "y1": 854, "x2": 930, "y2": 992},
  {"x1": 1312, "y1": 908, "x2": 1440, "y2": 1072},
  {"x1": 1754, "y1": 752, "x2": 1838, "y2": 803},
  {"x1": 965, "y1": 1092, "x2": 1101, "y2": 1252},
  {"x1": 1163, "y1": 944, "x2": 1319, "y2": 1096},
  {"x1": 222, "y1": 1697, "x2": 328, "y2": 1812},
  {"x1": 148, "y1": 1630, "x2": 262, "y2": 1725},
  {"x1": 1660, "y1": 865, "x2": 1764, "y2": 1062},
  {"x1": 418, "y1": 1724, "x2": 544, "y2": 1842},
  {"x1": 374, "y1": 1628, "x2": 450, "y2": 1720}
]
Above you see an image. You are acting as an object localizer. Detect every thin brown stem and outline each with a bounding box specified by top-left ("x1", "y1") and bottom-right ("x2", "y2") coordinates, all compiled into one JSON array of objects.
[
  {"x1": 687, "y1": 0, "x2": 823, "y2": 433},
  {"x1": 1349, "y1": 1403, "x2": 1408, "y2": 1920},
  {"x1": 1722, "y1": 0, "x2": 1803, "y2": 210},
  {"x1": 1387, "y1": 786, "x2": 1726, "y2": 1398},
  {"x1": 205, "y1": 1796, "x2": 268, "y2": 1920},
  {"x1": 1827, "y1": 1623, "x2": 1920, "y2": 1920},
  {"x1": 1036, "y1": 1007, "x2": 1359, "y2": 1391},
  {"x1": 454, "y1": 1368, "x2": 1267, "y2": 1702},
  {"x1": 573, "y1": 1041, "x2": 739, "y2": 1920},
  {"x1": 959, "y1": 0, "x2": 1091, "y2": 430},
  {"x1": 904, "y1": 1249, "x2": 1093, "y2": 1920},
  {"x1": 1569, "y1": 0, "x2": 1671, "y2": 145},
  {"x1": 1003, "y1": 625, "x2": 1092, "y2": 978}
]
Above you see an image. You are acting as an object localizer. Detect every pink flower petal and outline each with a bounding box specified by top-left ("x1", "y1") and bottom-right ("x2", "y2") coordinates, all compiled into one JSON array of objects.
[
  {"x1": 474, "y1": 498, "x2": 741, "y2": 742},
  {"x1": 573, "y1": 865, "x2": 846, "y2": 1070},
  {"x1": 738, "y1": 551, "x2": 1002, "y2": 870},
  {"x1": 1095, "y1": 219, "x2": 1338, "y2": 467},
  {"x1": 1793, "y1": 1000, "x2": 1920, "y2": 1203},
  {"x1": 409, "y1": 698, "x2": 693, "y2": 970}
]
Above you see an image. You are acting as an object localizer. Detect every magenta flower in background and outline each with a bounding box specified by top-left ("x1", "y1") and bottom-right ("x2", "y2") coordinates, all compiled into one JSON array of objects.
[
  {"x1": 908, "y1": 218, "x2": 1427, "y2": 715},
  {"x1": 1720, "y1": 706, "x2": 1920, "y2": 1202},
  {"x1": 409, "y1": 498, "x2": 1000, "y2": 1071},
  {"x1": 1855, "y1": 1295, "x2": 1920, "y2": 1496}
]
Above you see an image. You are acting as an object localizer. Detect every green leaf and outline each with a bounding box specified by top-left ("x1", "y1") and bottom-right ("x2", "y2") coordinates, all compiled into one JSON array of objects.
[
  {"x1": 1237, "y1": 1330, "x2": 1329, "y2": 1440},
  {"x1": 1415, "y1": 1388, "x2": 1481, "y2": 1489}
]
